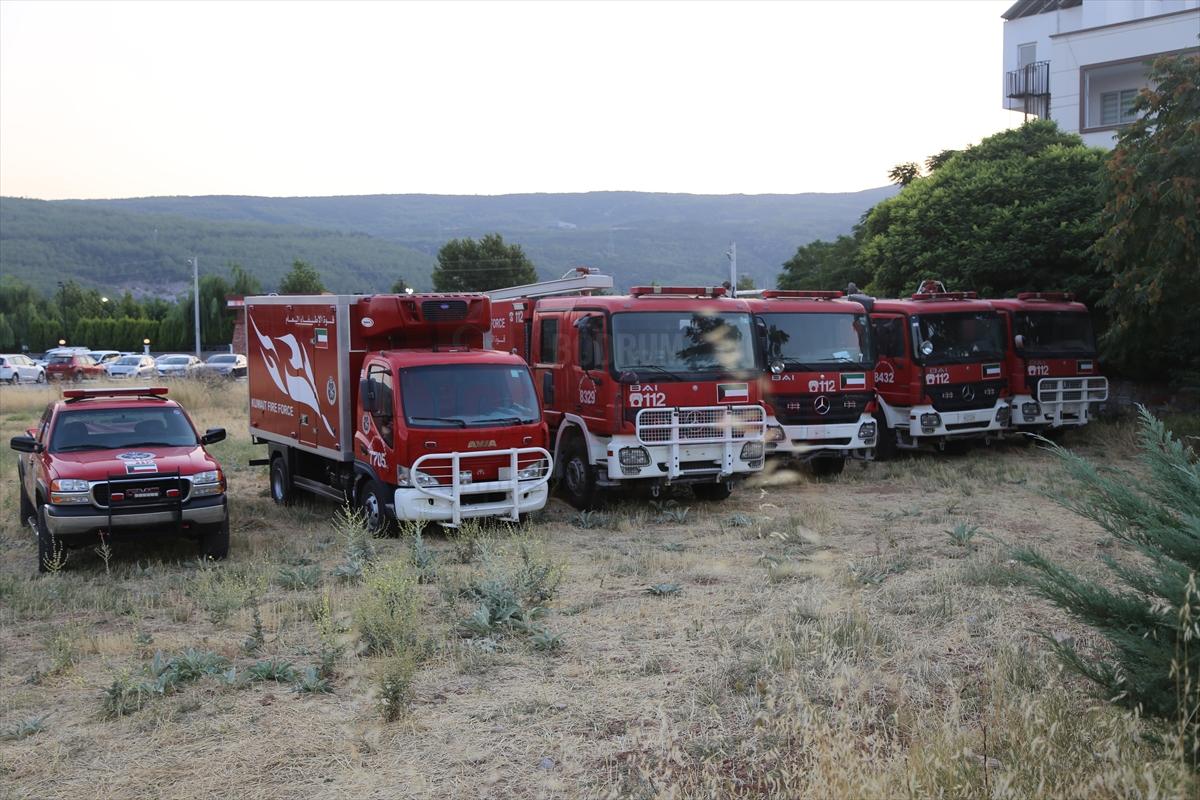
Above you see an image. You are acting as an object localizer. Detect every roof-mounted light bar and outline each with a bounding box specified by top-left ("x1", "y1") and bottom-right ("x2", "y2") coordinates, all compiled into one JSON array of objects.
[
  {"x1": 760, "y1": 290, "x2": 845, "y2": 300},
  {"x1": 1016, "y1": 291, "x2": 1075, "y2": 302},
  {"x1": 63, "y1": 386, "x2": 170, "y2": 403},
  {"x1": 629, "y1": 285, "x2": 727, "y2": 298},
  {"x1": 911, "y1": 291, "x2": 979, "y2": 301}
]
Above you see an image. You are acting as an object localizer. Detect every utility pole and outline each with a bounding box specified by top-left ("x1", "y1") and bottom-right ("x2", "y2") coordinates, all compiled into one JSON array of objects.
[
  {"x1": 191, "y1": 256, "x2": 201, "y2": 356},
  {"x1": 726, "y1": 242, "x2": 737, "y2": 297}
]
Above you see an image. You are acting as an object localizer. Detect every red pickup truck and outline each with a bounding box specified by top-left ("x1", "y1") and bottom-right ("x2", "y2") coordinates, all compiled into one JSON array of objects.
[{"x1": 10, "y1": 386, "x2": 230, "y2": 572}]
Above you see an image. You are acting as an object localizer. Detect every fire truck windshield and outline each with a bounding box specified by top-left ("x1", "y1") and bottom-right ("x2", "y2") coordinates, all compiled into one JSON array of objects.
[
  {"x1": 759, "y1": 312, "x2": 872, "y2": 370},
  {"x1": 1014, "y1": 311, "x2": 1097, "y2": 357},
  {"x1": 913, "y1": 312, "x2": 1005, "y2": 365},
  {"x1": 50, "y1": 408, "x2": 199, "y2": 452},
  {"x1": 612, "y1": 311, "x2": 756, "y2": 376},
  {"x1": 399, "y1": 364, "x2": 539, "y2": 428}
]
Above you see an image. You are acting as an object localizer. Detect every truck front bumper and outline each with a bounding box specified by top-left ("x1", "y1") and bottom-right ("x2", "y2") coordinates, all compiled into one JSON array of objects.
[
  {"x1": 602, "y1": 434, "x2": 765, "y2": 485},
  {"x1": 764, "y1": 413, "x2": 877, "y2": 460},
  {"x1": 394, "y1": 481, "x2": 549, "y2": 525},
  {"x1": 395, "y1": 447, "x2": 553, "y2": 526},
  {"x1": 44, "y1": 496, "x2": 227, "y2": 537},
  {"x1": 901, "y1": 401, "x2": 1010, "y2": 440},
  {"x1": 1011, "y1": 376, "x2": 1108, "y2": 429}
]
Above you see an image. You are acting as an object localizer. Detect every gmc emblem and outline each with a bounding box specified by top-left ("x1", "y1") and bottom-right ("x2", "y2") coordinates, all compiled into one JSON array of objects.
[{"x1": 468, "y1": 439, "x2": 497, "y2": 448}]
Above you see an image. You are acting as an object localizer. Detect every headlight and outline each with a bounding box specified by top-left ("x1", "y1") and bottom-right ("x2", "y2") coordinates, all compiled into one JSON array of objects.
[
  {"x1": 740, "y1": 441, "x2": 764, "y2": 461},
  {"x1": 858, "y1": 421, "x2": 877, "y2": 442},
  {"x1": 397, "y1": 466, "x2": 438, "y2": 487},
  {"x1": 52, "y1": 478, "x2": 89, "y2": 492},
  {"x1": 517, "y1": 460, "x2": 548, "y2": 480},
  {"x1": 996, "y1": 405, "x2": 1012, "y2": 425},
  {"x1": 766, "y1": 426, "x2": 785, "y2": 443},
  {"x1": 919, "y1": 412, "x2": 941, "y2": 432},
  {"x1": 1021, "y1": 402, "x2": 1040, "y2": 420},
  {"x1": 191, "y1": 469, "x2": 225, "y2": 496},
  {"x1": 618, "y1": 447, "x2": 650, "y2": 467}
]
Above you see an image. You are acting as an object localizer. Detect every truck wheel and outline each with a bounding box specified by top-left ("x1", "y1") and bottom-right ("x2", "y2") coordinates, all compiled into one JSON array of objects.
[
  {"x1": 36, "y1": 506, "x2": 60, "y2": 574},
  {"x1": 692, "y1": 480, "x2": 734, "y2": 502},
  {"x1": 358, "y1": 479, "x2": 393, "y2": 535},
  {"x1": 873, "y1": 412, "x2": 897, "y2": 461},
  {"x1": 200, "y1": 516, "x2": 230, "y2": 561},
  {"x1": 810, "y1": 457, "x2": 846, "y2": 477},
  {"x1": 559, "y1": 434, "x2": 598, "y2": 510},
  {"x1": 270, "y1": 457, "x2": 294, "y2": 506},
  {"x1": 19, "y1": 486, "x2": 34, "y2": 526}
]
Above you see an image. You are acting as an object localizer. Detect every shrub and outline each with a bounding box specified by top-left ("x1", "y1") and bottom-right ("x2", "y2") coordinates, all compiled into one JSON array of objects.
[
  {"x1": 1016, "y1": 408, "x2": 1200, "y2": 756},
  {"x1": 354, "y1": 560, "x2": 421, "y2": 657},
  {"x1": 247, "y1": 659, "x2": 299, "y2": 683},
  {"x1": 276, "y1": 565, "x2": 321, "y2": 591},
  {"x1": 331, "y1": 505, "x2": 376, "y2": 583},
  {"x1": 377, "y1": 651, "x2": 416, "y2": 722}
]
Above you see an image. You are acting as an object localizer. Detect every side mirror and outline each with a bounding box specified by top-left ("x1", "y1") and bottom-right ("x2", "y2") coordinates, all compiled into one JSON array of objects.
[
  {"x1": 10, "y1": 435, "x2": 41, "y2": 453},
  {"x1": 618, "y1": 370, "x2": 638, "y2": 384},
  {"x1": 201, "y1": 428, "x2": 226, "y2": 445},
  {"x1": 360, "y1": 379, "x2": 377, "y2": 413},
  {"x1": 1014, "y1": 334, "x2": 1025, "y2": 349},
  {"x1": 920, "y1": 341, "x2": 934, "y2": 357}
]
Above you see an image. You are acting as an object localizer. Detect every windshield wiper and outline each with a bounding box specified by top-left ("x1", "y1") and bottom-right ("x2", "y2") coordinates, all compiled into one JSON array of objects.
[
  {"x1": 133, "y1": 441, "x2": 194, "y2": 448},
  {"x1": 623, "y1": 364, "x2": 686, "y2": 381},
  {"x1": 54, "y1": 444, "x2": 109, "y2": 452},
  {"x1": 409, "y1": 416, "x2": 467, "y2": 428}
]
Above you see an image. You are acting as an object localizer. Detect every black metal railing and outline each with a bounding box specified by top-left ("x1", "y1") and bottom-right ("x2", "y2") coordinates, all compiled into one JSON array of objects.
[{"x1": 1007, "y1": 61, "x2": 1050, "y2": 98}]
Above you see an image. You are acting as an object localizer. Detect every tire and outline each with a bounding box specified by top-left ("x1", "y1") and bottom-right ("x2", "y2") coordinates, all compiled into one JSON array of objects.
[
  {"x1": 873, "y1": 411, "x2": 898, "y2": 461},
  {"x1": 692, "y1": 479, "x2": 734, "y2": 502},
  {"x1": 559, "y1": 432, "x2": 599, "y2": 510},
  {"x1": 71, "y1": 370, "x2": 83, "y2": 383},
  {"x1": 8, "y1": 373, "x2": 18, "y2": 385},
  {"x1": 19, "y1": 485, "x2": 34, "y2": 526},
  {"x1": 810, "y1": 456, "x2": 846, "y2": 477},
  {"x1": 36, "y1": 370, "x2": 45, "y2": 384},
  {"x1": 357, "y1": 478, "x2": 393, "y2": 535},
  {"x1": 36, "y1": 505, "x2": 59, "y2": 574},
  {"x1": 199, "y1": 514, "x2": 230, "y2": 561},
  {"x1": 269, "y1": 456, "x2": 294, "y2": 506}
]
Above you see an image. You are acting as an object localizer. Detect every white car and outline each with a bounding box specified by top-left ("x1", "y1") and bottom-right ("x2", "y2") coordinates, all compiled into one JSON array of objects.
[
  {"x1": 201, "y1": 353, "x2": 248, "y2": 379},
  {"x1": 107, "y1": 354, "x2": 158, "y2": 379},
  {"x1": 156, "y1": 354, "x2": 203, "y2": 378},
  {"x1": 88, "y1": 350, "x2": 123, "y2": 366},
  {"x1": 0, "y1": 354, "x2": 46, "y2": 384}
]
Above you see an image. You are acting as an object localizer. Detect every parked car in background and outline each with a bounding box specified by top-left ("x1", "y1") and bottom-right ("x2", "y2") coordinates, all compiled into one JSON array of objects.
[
  {"x1": 88, "y1": 350, "x2": 122, "y2": 366},
  {"x1": 0, "y1": 354, "x2": 46, "y2": 384},
  {"x1": 156, "y1": 354, "x2": 203, "y2": 378},
  {"x1": 200, "y1": 353, "x2": 248, "y2": 379},
  {"x1": 45, "y1": 354, "x2": 105, "y2": 382},
  {"x1": 107, "y1": 354, "x2": 157, "y2": 380},
  {"x1": 10, "y1": 385, "x2": 229, "y2": 571}
]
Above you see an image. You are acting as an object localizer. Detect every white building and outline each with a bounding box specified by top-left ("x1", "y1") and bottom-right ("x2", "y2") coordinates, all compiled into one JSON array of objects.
[{"x1": 1001, "y1": 0, "x2": 1199, "y2": 148}]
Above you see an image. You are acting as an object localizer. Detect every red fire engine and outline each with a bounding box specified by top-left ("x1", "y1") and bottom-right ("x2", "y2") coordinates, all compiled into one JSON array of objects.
[
  {"x1": 870, "y1": 284, "x2": 1012, "y2": 453},
  {"x1": 988, "y1": 292, "x2": 1107, "y2": 430},
  {"x1": 246, "y1": 292, "x2": 552, "y2": 529},
  {"x1": 488, "y1": 270, "x2": 766, "y2": 508},
  {"x1": 748, "y1": 291, "x2": 877, "y2": 475}
]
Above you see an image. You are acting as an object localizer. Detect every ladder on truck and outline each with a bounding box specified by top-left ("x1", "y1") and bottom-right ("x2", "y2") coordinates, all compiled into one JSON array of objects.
[{"x1": 486, "y1": 267, "x2": 614, "y2": 301}]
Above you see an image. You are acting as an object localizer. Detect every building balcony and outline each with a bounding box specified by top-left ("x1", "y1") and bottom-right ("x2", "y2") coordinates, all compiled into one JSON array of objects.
[{"x1": 1006, "y1": 60, "x2": 1050, "y2": 118}]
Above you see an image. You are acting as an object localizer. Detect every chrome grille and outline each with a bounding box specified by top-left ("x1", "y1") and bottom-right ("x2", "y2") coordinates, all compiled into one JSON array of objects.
[{"x1": 636, "y1": 405, "x2": 766, "y2": 445}]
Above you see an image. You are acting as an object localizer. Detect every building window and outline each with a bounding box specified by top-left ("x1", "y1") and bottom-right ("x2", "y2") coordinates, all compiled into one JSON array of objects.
[
  {"x1": 1017, "y1": 42, "x2": 1036, "y2": 67},
  {"x1": 1099, "y1": 89, "x2": 1139, "y2": 125}
]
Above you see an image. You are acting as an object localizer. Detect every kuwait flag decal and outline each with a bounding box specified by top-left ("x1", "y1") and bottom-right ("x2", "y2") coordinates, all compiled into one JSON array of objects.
[
  {"x1": 983, "y1": 363, "x2": 1002, "y2": 379},
  {"x1": 717, "y1": 383, "x2": 749, "y2": 403},
  {"x1": 314, "y1": 327, "x2": 329, "y2": 348},
  {"x1": 840, "y1": 372, "x2": 867, "y2": 390}
]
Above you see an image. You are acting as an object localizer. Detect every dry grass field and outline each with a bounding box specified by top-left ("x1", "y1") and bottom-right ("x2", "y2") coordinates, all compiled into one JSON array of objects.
[{"x1": 1, "y1": 381, "x2": 1196, "y2": 799}]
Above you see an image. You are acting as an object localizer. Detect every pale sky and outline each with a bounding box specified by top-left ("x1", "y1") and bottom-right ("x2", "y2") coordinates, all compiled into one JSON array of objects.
[{"x1": 0, "y1": 0, "x2": 1024, "y2": 200}]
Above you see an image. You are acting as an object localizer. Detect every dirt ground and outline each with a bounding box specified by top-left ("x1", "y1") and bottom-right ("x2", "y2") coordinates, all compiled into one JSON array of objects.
[{"x1": 0, "y1": 382, "x2": 1195, "y2": 799}]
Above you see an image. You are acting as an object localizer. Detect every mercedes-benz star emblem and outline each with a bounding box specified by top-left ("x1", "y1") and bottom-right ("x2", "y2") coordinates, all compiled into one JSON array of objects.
[
  {"x1": 813, "y1": 395, "x2": 831, "y2": 416},
  {"x1": 961, "y1": 385, "x2": 976, "y2": 402}
]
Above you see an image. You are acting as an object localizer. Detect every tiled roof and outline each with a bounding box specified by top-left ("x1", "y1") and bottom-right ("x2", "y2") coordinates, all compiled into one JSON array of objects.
[{"x1": 1002, "y1": 0, "x2": 1082, "y2": 21}]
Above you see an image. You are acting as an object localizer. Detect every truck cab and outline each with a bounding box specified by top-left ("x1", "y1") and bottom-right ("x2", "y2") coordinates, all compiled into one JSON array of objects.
[
  {"x1": 748, "y1": 290, "x2": 877, "y2": 475},
  {"x1": 988, "y1": 292, "x2": 1107, "y2": 431},
  {"x1": 9, "y1": 386, "x2": 229, "y2": 572},
  {"x1": 870, "y1": 285, "x2": 1011, "y2": 453},
  {"x1": 489, "y1": 273, "x2": 766, "y2": 507},
  {"x1": 247, "y1": 293, "x2": 551, "y2": 530}
]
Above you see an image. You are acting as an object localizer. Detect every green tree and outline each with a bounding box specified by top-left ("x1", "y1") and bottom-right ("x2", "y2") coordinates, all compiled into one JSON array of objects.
[
  {"x1": 278, "y1": 260, "x2": 326, "y2": 294},
  {"x1": 859, "y1": 120, "x2": 1106, "y2": 302},
  {"x1": 390, "y1": 276, "x2": 410, "y2": 294},
  {"x1": 925, "y1": 149, "x2": 960, "y2": 173},
  {"x1": 229, "y1": 263, "x2": 262, "y2": 297},
  {"x1": 1016, "y1": 409, "x2": 1200, "y2": 758},
  {"x1": 735, "y1": 275, "x2": 756, "y2": 292},
  {"x1": 887, "y1": 162, "x2": 921, "y2": 187},
  {"x1": 1095, "y1": 52, "x2": 1200, "y2": 383},
  {"x1": 431, "y1": 234, "x2": 536, "y2": 293},
  {"x1": 777, "y1": 233, "x2": 869, "y2": 292}
]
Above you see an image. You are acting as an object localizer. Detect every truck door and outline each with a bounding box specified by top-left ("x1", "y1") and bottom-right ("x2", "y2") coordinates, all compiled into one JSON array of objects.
[
  {"x1": 871, "y1": 314, "x2": 909, "y2": 407},
  {"x1": 356, "y1": 360, "x2": 398, "y2": 482},
  {"x1": 532, "y1": 312, "x2": 565, "y2": 427},
  {"x1": 568, "y1": 311, "x2": 612, "y2": 433}
]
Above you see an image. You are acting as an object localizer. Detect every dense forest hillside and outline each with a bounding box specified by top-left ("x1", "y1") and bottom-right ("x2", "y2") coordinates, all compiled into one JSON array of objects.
[
  {"x1": 55, "y1": 189, "x2": 896, "y2": 290},
  {"x1": 0, "y1": 198, "x2": 433, "y2": 296}
]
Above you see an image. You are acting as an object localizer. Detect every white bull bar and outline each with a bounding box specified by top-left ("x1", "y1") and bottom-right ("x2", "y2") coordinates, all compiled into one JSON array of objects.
[
  {"x1": 635, "y1": 405, "x2": 766, "y2": 478},
  {"x1": 1035, "y1": 376, "x2": 1108, "y2": 427},
  {"x1": 408, "y1": 447, "x2": 552, "y2": 527}
]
